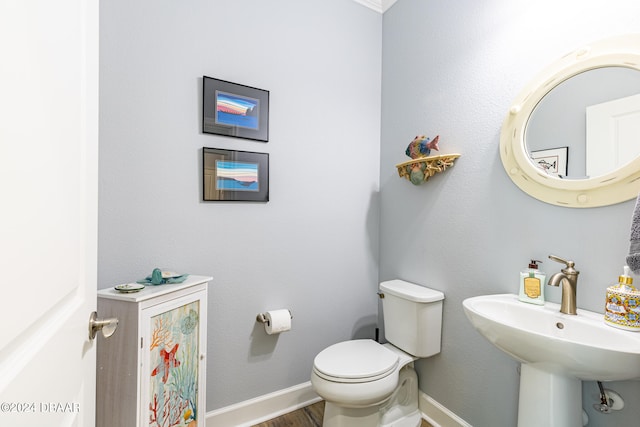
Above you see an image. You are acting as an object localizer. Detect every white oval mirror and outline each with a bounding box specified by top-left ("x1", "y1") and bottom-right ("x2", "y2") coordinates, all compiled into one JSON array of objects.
[{"x1": 500, "y1": 34, "x2": 640, "y2": 207}]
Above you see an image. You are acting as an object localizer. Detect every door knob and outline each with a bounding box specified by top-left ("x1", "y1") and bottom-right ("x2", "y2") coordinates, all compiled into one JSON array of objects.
[{"x1": 89, "y1": 311, "x2": 119, "y2": 340}]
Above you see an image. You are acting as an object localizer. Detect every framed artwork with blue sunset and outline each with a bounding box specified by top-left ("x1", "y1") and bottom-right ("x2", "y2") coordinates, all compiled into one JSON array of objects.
[
  {"x1": 202, "y1": 77, "x2": 269, "y2": 142},
  {"x1": 202, "y1": 147, "x2": 269, "y2": 202}
]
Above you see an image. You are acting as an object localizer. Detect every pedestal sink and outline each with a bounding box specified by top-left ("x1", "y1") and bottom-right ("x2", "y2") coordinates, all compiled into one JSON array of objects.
[{"x1": 462, "y1": 294, "x2": 640, "y2": 427}]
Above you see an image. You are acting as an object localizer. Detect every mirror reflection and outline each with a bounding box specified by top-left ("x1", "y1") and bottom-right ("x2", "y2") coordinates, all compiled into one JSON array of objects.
[{"x1": 525, "y1": 67, "x2": 640, "y2": 180}]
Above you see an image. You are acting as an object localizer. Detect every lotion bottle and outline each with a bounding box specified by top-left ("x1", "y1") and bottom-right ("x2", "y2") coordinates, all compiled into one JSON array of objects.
[{"x1": 519, "y1": 260, "x2": 546, "y2": 305}]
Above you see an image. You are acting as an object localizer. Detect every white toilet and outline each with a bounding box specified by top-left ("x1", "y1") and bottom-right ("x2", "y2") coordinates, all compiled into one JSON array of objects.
[{"x1": 311, "y1": 279, "x2": 444, "y2": 427}]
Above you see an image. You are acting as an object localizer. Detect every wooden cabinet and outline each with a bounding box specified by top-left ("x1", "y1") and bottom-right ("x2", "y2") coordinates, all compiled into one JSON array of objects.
[{"x1": 97, "y1": 275, "x2": 210, "y2": 427}]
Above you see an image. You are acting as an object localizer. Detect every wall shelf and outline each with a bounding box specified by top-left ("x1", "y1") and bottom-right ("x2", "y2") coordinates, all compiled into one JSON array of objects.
[{"x1": 396, "y1": 153, "x2": 461, "y2": 185}]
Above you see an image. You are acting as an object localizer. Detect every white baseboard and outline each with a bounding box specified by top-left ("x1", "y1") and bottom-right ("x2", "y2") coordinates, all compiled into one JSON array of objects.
[
  {"x1": 206, "y1": 381, "x2": 322, "y2": 427},
  {"x1": 206, "y1": 383, "x2": 470, "y2": 427},
  {"x1": 419, "y1": 392, "x2": 472, "y2": 427}
]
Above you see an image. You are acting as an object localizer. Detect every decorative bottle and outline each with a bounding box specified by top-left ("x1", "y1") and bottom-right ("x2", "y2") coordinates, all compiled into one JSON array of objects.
[
  {"x1": 519, "y1": 260, "x2": 546, "y2": 305},
  {"x1": 604, "y1": 266, "x2": 640, "y2": 330}
]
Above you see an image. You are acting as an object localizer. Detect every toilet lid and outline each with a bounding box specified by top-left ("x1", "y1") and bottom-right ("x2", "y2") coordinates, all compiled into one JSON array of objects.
[{"x1": 313, "y1": 339, "x2": 399, "y2": 383}]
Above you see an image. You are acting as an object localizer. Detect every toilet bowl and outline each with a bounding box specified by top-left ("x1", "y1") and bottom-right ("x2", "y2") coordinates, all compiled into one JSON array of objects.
[
  {"x1": 311, "y1": 340, "x2": 422, "y2": 427},
  {"x1": 311, "y1": 280, "x2": 444, "y2": 427}
]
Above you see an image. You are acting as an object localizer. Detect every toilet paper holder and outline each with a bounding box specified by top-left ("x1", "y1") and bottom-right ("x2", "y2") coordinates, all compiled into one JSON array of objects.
[{"x1": 256, "y1": 310, "x2": 293, "y2": 326}]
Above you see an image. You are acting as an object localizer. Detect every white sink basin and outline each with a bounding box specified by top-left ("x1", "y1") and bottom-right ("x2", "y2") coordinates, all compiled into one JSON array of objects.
[
  {"x1": 463, "y1": 293, "x2": 640, "y2": 427},
  {"x1": 463, "y1": 293, "x2": 640, "y2": 381}
]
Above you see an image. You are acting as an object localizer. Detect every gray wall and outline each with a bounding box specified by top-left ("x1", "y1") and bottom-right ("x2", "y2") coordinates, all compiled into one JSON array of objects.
[
  {"x1": 99, "y1": 0, "x2": 381, "y2": 410},
  {"x1": 381, "y1": 1, "x2": 640, "y2": 426}
]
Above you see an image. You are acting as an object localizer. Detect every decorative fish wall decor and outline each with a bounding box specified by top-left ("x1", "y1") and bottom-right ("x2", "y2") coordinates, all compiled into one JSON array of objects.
[
  {"x1": 405, "y1": 135, "x2": 439, "y2": 159},
  {"x1": 396, "y1": 134, "x2": 461, "y2": 185}
]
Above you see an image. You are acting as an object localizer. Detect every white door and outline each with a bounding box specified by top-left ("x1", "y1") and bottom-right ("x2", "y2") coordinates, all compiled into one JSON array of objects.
[
  {"x1": 586, "y1": 92, "x2": 640, "y2": 177},
  {"x1": 0, "y1": 0, "x2": 99, "y2": 426}
]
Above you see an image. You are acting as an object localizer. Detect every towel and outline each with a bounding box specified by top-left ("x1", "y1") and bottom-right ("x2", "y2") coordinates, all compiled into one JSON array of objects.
[
  {"x1": 627, "y1": 193, "x2": 640, "y2": 273},
  {"x1": 137, "y1": 268, "x2": 189, "y2": 285}
]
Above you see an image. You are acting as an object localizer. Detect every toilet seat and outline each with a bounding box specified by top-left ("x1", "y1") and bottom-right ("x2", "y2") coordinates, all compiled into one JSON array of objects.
[{"x1": 313, "y1": 339, "x2": 399, "y2": 383}]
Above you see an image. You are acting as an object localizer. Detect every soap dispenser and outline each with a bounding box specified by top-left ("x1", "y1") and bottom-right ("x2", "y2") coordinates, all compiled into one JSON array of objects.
[
  {"x1": 604, "y1": 266, "x2": 640, "y2": 331},
  {"x1": 519, "y1": 260, "x2": 546, "y2": 305}
]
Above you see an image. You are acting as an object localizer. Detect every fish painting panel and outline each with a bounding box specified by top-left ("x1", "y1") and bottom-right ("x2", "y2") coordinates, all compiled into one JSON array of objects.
[{"x1": 149, "y1": 301, "x2": 200, "y2": 427}]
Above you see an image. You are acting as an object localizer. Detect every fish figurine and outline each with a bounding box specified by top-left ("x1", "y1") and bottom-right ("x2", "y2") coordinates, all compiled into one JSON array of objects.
[{"x1": 405, "y1": 135, "x2": 439, "y2": 159}]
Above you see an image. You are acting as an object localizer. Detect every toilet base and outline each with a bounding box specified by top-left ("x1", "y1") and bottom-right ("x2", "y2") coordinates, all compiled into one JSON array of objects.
[
  {"x1": 382, "y1": 410, "x2": 421, "y2": 427},
  {"x1": 322, "y1": 365, "x2": 421, "y2": 427},
  {"x1": 323, "y1": 403, "x2": 380, "y2": 427}
]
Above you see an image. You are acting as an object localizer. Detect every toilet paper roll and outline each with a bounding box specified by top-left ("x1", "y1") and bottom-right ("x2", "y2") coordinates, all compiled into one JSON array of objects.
[{"x1": 265, "y1": 309, "x2": 292, "y2": 335}]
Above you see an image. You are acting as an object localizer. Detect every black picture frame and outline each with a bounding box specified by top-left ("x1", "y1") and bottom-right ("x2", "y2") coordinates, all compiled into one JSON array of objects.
[
  {"x1": 203, "y1": 147, "x2": 269, "y2": 202},
  {"x1": 530, "y1": 146, "x2": 569, "y2": 177},
  {"x1": 202, "y1": 76, "x2": 269, "y2": 142}
]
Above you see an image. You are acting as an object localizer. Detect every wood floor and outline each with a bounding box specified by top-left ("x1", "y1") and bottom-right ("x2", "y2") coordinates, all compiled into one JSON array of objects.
[{"x1": 252, "y1": 401, "x2": 433, "y2": 427}]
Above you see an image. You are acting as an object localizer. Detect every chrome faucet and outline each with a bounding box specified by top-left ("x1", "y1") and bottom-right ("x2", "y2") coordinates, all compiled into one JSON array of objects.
[{"x1": 547, "y1": 255, "x2": 580, "y2": 315}]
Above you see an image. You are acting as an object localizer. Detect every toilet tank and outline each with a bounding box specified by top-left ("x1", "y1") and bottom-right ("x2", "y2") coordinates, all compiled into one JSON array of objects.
[{"x1": 379, "y1": 279, "x2": 444, "y2": 358}]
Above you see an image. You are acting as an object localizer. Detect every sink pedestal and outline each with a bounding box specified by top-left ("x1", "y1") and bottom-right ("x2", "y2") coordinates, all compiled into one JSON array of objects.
[{"x1": 518, "y1": 364, "x2": 582, "y2": 427}]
